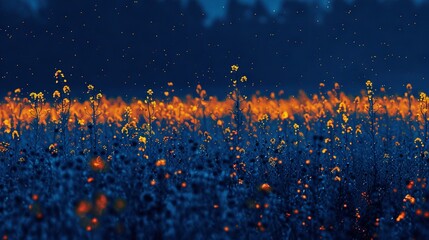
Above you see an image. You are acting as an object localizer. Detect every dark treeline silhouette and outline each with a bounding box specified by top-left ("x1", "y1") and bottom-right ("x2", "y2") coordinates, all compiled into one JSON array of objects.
[{"x1": 1, "y1": 0, "x2": 429, "y2": 99}]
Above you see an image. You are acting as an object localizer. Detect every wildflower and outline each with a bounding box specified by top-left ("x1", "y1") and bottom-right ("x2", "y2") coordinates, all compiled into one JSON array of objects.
[
  {"x1": 90, "y1": 156, "x2": 106, "y2": 171},
  {"x1": 55, "y1": 70, "x2": 62, "y2": 78},
  {"x1": 30, "y1": 92, "x2": 37, "y2": 100},
  {"x1": 396, "y1": 211, "x2": 406, "y2": 222},
  {"x1": 406, "y1": 83, "x2": 412, "y2": 91},
  {"x1": 63, "y1": 85, "x2": 71, "y2": 94},
  {"x1": 327, "y1": 119, "x2": 334, "y2": 129},
  {"x1": 240, "y1": 76, "x2": 247, "y2": 82},
  {"x1": 37, "y1": 92, "x2": 44, "y2": 100},
  {"x1": 260, "y1": 183, "x2": 272, "y2": 192},
  {"x1": 419, "y1": 92, "x2": 427, "y2": 102},
  {"x1": 11, "y1": 130, "x2": 19, "y2": 139},
  {"x1": 48, "y1": 143, "x2": 56, "y2": 151},
  {"x1": 281, "y1": 111, "x2": 289, "y2": 120},
  {"x1": 87, "y1": 84, "x2": 94, "y2": 90},
  {"x1": 231, "y1": 64, "x2": 239, "y2": 72},
  {"x1": 147, "y1": 89, "x2": 154, "y2": 96},
  {"x1": 121, "y1": 126, "x2": 129, "y2": 135},
  {"x1": 63, "y1": 98, "x2": 70, "y2": 105},
  {"x1": 155, "y1": 159, "x2": 166, "y2": 167},
  {"x1": 337, "y1": 102, "x2": 347, "y2": 113},
  {"x1": 53, "y1": 90, "x2": 61, "y2": 98},
  {"x1": 342, "y1": 114, "x2": 349, "y2": 123},
  {"x1": 76, "y1": 201, "x2": 92, "y2": 216},
  {"x1": 366, "y1": 80, "x2": 373, "y2": 89},
  {"x1": 334, "y1": 82, "x2": 340, "y2": 90},
  {"x1": 96, "y1": 93, "x2": 103, "y2": 100},
  {"x1": 403, "y1": 194, "x2": 416, "y2": 204},
  {"x1": 258, "y1": 114, "x2": 269, "y2": 122},
  {"x1": 14, "y1": 88, "x2": 21, "y2": 93},
  {"x1": 138, "y1": 136, "x2": 147, "y2": 144},
  {"x1": 355, "y1": 125, "x2": 362, "y2": 134}
]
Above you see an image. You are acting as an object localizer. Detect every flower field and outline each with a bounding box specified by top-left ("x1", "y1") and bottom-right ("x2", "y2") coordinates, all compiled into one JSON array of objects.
[{"x1": 1, "y1": 69, "x2": 429, "y2": 239}]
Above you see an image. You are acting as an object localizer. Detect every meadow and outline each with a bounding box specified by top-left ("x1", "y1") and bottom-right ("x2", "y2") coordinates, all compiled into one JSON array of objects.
[{"x1": 1, "y1": 68, "x2": 429, "y2": 239}]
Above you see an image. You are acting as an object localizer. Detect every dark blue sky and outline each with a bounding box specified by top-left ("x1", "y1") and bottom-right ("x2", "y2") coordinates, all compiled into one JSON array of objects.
[{"x1": 1, "y1": 0, "x2": 429, "y2": 99}]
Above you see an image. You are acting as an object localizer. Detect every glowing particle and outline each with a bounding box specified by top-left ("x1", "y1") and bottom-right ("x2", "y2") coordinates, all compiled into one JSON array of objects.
[
  {"x1": 396, "y1": 211, "x2": 406, "y2": 222},
  {"x1": 76, "y1": 201, "x2": 92, "y2": 216},
  {"x1": 90, "y1": 156, "x2": 106, "y2": 171},
  {"x1": 260, "y1": 183, "x2": 272, "y2": 193},
  {"x1": 32, "y1": 194, "x2": 39, "y2": 201},
  {"x1": 155, "y1": 159, "x2": 166, "y2": 167}
]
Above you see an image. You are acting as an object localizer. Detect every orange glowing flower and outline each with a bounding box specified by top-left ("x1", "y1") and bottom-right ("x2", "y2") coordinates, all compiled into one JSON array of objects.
[
  {"x1": 90, "y1": 156, "x2": 106, "y2": 171},
  {"x1": 32, "y1": 194, "x2": 39, "y2": 201},
  {"x1": 76, "y1": 201, "x2": 92, "y2": 216},
  {"x1": 396, "y1": 211, "x2": 406, "y2": 222},
  {"x1": 403, "y1": 194, "x2": 416, "y2": 204},
  {"x1": 155, "y1": 159, "x2": 166, "y2": 167},
  {"x1": 260, "y1": 183, "x2": 272, "y2": 192}
]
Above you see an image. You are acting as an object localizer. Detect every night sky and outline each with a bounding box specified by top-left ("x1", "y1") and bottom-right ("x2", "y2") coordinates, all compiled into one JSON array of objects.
[{"x1": 1, "y1": 0, "x2": 429, "y2": 99}]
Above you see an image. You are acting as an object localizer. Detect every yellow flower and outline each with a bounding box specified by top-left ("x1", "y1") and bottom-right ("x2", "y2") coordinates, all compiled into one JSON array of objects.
[
  {"x1": 147, "y1": 89, "x2": 154, "y2": 96},
  {"x1": 63, "y1": 85, "x2": 71, "y2": 94},
  {"x1": 96, "y1": 93, "x2": 103, "y2": 100},
  {"x1": 55, "y1": 70, "x2": 62, "y2": 78},
  {"x1": 355, "y1": 125, "x2": 362, "y2": 135},
  {"x1": 155, "y1": 159, "x2": 166, "y2": 167},
  {"x1": 88, "y1": 84, "x2": 94, "y2": 90},
  {"x1": 121, "y1": 126, "x2": 129, "y2": 135},
  {"x1": 53, "y1": 90, "x2": 61, "y2": 98},
  {"x1": 342, "y1": 114, "x2": 349, "y2": 123},
  {"x1": 366, "y1": 80, "x2": 373, "y2": 88},
  {"x1": 139, "y1": 136, "x2": 147, "y2": 144},
  {"x1": 337, "y1": 102, "x2": 347, "y2": 113},
  {"x1": 293, "y1": 123, "x2": 299, "y2": 130},
  {"x1": 12, "y1": 130, "x2": 19, "y2": 139},
  {"x1": 327, "y1": 119, "x2": 334, "y2": 129},
  {"x1": 281, "y1": 111, "x2": 289, "y2": 120},
  {"x1": 30, "y1": 92, "x2": 37, "y2": 100},
  {"x1": 14, "y1": 88, "x2": 21, "y2": 94},
  {"x1": 37, "y1": 92, "x2": 44, "y2": 100},
  {"x1": 231, "y1": 65, "x2": 239, "y2": 72},
  {"x1": 240, "y1": 76, "x2": 247, "y2": 82}
]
